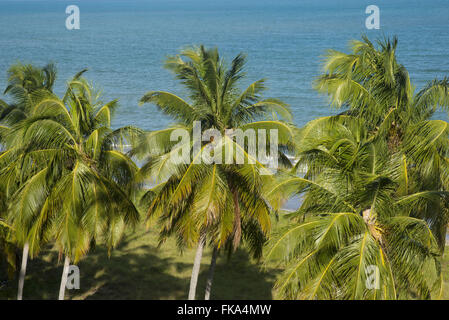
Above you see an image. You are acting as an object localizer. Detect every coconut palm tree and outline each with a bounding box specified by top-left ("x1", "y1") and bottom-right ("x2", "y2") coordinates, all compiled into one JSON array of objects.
[
  {"x1": 133, "y1": 45, "x2": 294, "y2": 300},
  {"x1": 0, "y1": 115, "x2": 15, "y2": 278},
  {"x1": 315, "y1": 36, "x2": 449, "y2": 249},
  {"x1": 265, "y1": 36, "x2": 449, "y2": 299},
  {"x1": 4, "y1": 73, "x2": 141, "y2": 299},
  {"x1": 0, "y1": 62, "x2": 60, "y2": 300},
  {"x1": 0, "y1": 184, "x2": 15, "y2": 280},
  {"x1": 266, "y1": 116, "x2": 447, "y2": 299},
  {"x1": 1, "y1": 62, "x2": 58, "y2": 125}
]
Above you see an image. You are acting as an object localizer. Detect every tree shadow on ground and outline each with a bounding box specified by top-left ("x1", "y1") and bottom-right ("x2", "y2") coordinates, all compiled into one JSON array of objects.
[
  {"x1": 196, "y1": 249, "x2": 278, "y2": 300},
  {"x1": 0, "y1": 230, "x2": 279, "y2": 300},
  {"x1": 0, "y1": 231, "x2": 189, "y2": 300}
]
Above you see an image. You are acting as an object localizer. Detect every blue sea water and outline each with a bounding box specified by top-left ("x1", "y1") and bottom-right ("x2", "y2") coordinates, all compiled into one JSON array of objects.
[{"x1": 0, "y1": 0, "x2": 449, "y2": 131}]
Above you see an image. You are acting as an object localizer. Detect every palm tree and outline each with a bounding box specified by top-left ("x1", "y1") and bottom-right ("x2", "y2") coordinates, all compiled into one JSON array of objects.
[
  {"x1": 0, "y1": 114, "x2": 16, "y2": 280},
  {"x1": 4, "y1": 73, "x2": 140, "y2": 299},
  {"x1": 133, "y1": 45, "x2": 294, "y2": 299},
  {"x1": 315, "y1": 36, "x2": 449, "y2": 249},
  {"x1": 0, "y1": 62, "x2": 59, "y2": 300},
  {"x1": 265, "y1": 36, "x2": 449, "y2": 299},
  {"x1": 1, "y1": 62, "x2": 57, "y2": 125},
  {"x1": 0, "y1": 189, "x2": 15, "y2": 280},
  {"x1": 266, "y1": 116, "x2": 446, "y2": 299}
]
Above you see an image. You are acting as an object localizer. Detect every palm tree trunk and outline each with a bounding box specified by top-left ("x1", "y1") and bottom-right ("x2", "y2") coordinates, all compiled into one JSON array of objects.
[
  {"x1": 232, "y1": 190, "x2": 242, "y2": 249},
  {"x1": 58, "y1": 255, "x2": 70, "y2": 300},
  {"x1": 188, "y1": 234, "x2": 205, "y2": 300},
  {"x1": 204, "y1": 246, "x2": 218, "y2": 300},
  {"x1": 17, "y1": 242, "x2": 29, "y2": 300}
]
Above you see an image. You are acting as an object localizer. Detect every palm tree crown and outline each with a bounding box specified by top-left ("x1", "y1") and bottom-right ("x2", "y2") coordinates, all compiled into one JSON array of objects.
[
  {"x1": 3, "y1": 72, "x2": 140, "y2": 262},
  {"x1": 266, "y1": 37, "x2": 449, "y2": 300},
  {"x1": 135, "y1": 45, "x2": 293, "y2": 252}
]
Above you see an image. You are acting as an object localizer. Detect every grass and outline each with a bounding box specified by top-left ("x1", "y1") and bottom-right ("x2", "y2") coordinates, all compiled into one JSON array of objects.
[
  {"x1": 4, "y1": 214, "x2": 449, "y2": 300},
  {"x1": 0, "y1": 220, "x2": 283, "y2": 300}
]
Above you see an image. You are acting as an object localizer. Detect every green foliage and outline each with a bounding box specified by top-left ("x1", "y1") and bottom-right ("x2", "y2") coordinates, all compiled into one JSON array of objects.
[
  {"x1": 0, "y1": 65, "x2": 141, "y2": 265},
  {"x1": 1, "y1": 38, "x2": 449, "y2": 300},
  {"x1": 135, "y1": 45, "x2": 293, "y2": 258},
  {"x1": 266, "y1": 36, "x2": 449, "y2": 300}
]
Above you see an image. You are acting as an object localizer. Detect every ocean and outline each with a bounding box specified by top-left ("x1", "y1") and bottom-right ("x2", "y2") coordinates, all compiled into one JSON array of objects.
[{"x1": 1, "y1": 0, "x2": 449, "y2": 131}]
